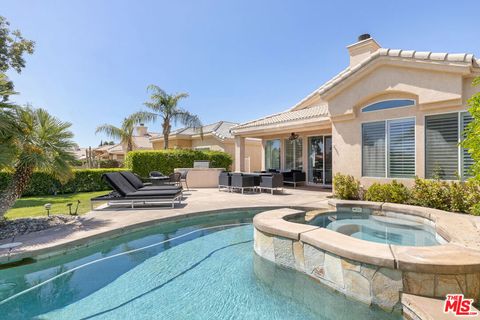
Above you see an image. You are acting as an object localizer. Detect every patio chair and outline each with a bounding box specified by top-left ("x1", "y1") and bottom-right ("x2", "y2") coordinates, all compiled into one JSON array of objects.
[
  {"x1": 120, "y1": 171, "x2": 181, "y2": 191},
  {"x1": 218, "y1": 172, "x2": 231, "y2": 191},
  {"x1": 91, "y1": 172, "x2": 183, "y2": 209},
  {"x1": 231, "y1": 173, "x2": 255, "y2": 194},
  {"x1": 282, "y1": 170, "x2": 306, "y2": 188},
  {"x1": 178, "y1": 170, "x2": 189, "y2": 190},
  {"x1": 168, "y1": 172, "x2": 182, "y2": 186},
  {"x1": 259, "y1": 173, "x2": 284, "y2": 194}
]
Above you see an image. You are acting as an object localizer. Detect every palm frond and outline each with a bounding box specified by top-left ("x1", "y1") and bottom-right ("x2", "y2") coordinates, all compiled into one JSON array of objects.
[{"x1": 95, "y1": 124, "x2": 125, "y2": 141}]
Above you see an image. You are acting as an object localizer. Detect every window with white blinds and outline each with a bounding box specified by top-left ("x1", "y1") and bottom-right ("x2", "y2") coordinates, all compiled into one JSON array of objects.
[
  {"x1": 284, "y1": 138, "x2": 303, "y2": 170},
  {"x1": 425, "y1": 113, "x2": 458, "y2": 179},
  {"x1": 362, "y1": 121, "x2": 386, "y2": 177},
  {"x1": 461, "y1": 112, "x2": 474, "y2": 178},
  {"x1": 362, "y1": 118, "x2": 415, "y2": 178},
  {"x1": 388, "y1": 118, "x2": 415, "y2": 178},
  {"x1": 426, "y1": 112, "x2": 473, "y2": 180}
]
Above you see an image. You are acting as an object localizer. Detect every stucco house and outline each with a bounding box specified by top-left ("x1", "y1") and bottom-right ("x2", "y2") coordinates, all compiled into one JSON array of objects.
[
  {"x1": 231, "y1": 35, "x2": 480, "y2": 188},
  {"x1": 150, "y1": 121, "x2": 262, "y2": 172},
  {"x1": 94, "y1": 124, "x2": 158, "y2": 162}
]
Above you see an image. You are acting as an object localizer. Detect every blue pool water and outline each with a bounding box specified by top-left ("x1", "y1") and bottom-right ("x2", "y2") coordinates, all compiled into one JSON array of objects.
[
  {"x1": 301, "y1": 211, "x2": 439, "y2": 246},
  {"x1": 0, "y1": 210, "x2": 400, "y2": 319}
]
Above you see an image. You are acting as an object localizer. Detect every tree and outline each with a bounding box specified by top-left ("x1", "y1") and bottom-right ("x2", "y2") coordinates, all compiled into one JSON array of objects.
[
  {"x1": 95, "y1": 112, "x2": 155, "y2": 152},
  {"x1": 0, "y1": 16, "x2": 35, "y2": 88},
  {"x1": 143, "y1": 85, "x2": 202, "y2": 149},
  {"x1": 462, "y1": 77, "x2": 480, "y2": 181},
  {"x1": 0, "y1": 107, "x2": 76, "y2": 218}
]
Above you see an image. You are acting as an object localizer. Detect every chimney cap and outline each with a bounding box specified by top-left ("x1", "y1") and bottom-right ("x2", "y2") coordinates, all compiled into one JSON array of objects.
[{"x1": 358, "y1": 34, "x2": 371, "y2": 42}]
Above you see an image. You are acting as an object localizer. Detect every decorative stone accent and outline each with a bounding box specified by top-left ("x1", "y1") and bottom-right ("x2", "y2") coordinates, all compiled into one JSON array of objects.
[
  {"x1": 360, "y1": 264, "x2": 377, "y2": 280},
  {"x1": 273, "y1": 237, "x2": 295, "y2": 268},
  {"x1": 304, "y1": 243, "x2": 325, "y2": 276},
  {"x1": 341, "y1": 258, "x2": 360, "y2": 272},
  {"x1": 435, "y1": 274, "x2": 467, "y2": 298},
  {"x1": 254, "y1": 228, "x2": 274, "y2": 262},
  {"x1": 372, "y1": 268, "x2": 403, "y2": 311},
  {"x1": 403, "y1": 272, "x2": 435, "y2": 297},
  {"x1": 343, "y1": 269, "x2": 371, "y2": 304},
  {"x1": 323, "y1": 253, "x2": 345, "y2": 290},
  {"x1": 466, "y1": 273, "x2": 480, "y2": 300},
  {"x1": 292, "y1": 241, "x2": 305, "y2": 272}
]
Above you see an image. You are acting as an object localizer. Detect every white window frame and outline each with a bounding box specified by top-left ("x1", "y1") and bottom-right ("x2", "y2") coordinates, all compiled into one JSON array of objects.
[
  {"x1": 361, "y1": 117, "x2": 416, "y2": 178},
  {"x1": 361, "y1": 99, "x2": 416, "y2": 113}
]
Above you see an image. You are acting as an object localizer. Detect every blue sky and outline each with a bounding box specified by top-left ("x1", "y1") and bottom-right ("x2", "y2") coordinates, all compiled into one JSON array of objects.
[{"x1": 2, "y1": 0, "x2": 478, "y2": 147}]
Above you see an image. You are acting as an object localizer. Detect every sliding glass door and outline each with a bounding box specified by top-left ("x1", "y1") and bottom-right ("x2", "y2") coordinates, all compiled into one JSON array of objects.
[
  {"x1": 308, "y1": 136, "x2": 332, "y2": 186},
  {"x1": 265, "y1": 139, "x2": 281, "y2": 170}
]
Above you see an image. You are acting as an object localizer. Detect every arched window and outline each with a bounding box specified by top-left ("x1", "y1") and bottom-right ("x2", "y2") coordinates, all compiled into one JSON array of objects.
[{"x1": 362, "y1": 99, "x2": 415, "y2": 113}]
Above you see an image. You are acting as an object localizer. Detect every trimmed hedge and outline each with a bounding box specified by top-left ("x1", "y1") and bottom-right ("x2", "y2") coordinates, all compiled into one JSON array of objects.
[
  {"x1": 333, "y1": 173, "x2": 480, "y2": 215},
  {"x1": 0, "y1": 169, "x2": 124, "y2": 197},
  {"x1": 125, "y1": 149, "x2": 233, "y2": 177}
]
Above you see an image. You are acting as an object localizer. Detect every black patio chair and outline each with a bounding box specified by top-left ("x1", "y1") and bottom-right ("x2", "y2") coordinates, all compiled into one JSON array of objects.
[
  {"x1": 218, "y1": 172, "x2": 231, "y2": 191},
  {"x1": 259, "y1": 173, "x2": 284, "y2": 194},
  {"x1": 231, "y1": 173, "x2": 255, "y2": 194}
]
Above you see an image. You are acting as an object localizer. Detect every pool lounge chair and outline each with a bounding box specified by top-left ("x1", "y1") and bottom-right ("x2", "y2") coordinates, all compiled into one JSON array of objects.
[
  {"x1": 91, "y1": 172, "x2": 183, "y2": 209},
  {"x1": 120, "y1": 171, "x2": 181, "y2": 191}
]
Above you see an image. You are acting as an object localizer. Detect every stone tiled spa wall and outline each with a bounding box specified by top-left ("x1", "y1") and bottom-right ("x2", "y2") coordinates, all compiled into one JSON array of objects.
[{"x1": 253, "y1": 227, "x2": 480, "y2": 312}]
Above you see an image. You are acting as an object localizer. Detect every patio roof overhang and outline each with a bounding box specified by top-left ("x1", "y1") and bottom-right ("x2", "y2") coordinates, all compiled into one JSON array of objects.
[{"x1": 231, "y1": 105, "x2": 331, "y2": 137}]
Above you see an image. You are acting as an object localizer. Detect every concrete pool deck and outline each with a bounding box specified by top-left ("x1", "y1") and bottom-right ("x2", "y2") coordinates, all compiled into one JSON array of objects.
[{"x1": 0, "y1": 187, "x2": 331, "y2": 264}]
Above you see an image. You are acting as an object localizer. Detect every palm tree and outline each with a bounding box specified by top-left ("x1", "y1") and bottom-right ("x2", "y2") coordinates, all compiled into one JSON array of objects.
[
  {"x1": 0, "y1": 107, "x2": 76, "y2": 219},
  {"x1": 95, "y1": 112, "x2": 155, "y2": 152},
  {"x1": 143, "y1": 85, "x2": 202, "y2": 149}
]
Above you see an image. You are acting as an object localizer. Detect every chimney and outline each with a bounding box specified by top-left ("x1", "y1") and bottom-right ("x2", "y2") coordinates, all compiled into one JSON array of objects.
[
  {"x1": 136, "y1": 123, "x2": 148, "y2": 136},
  {"x1": 347, "y1": 34, "x2": 381, "y2": 67}
]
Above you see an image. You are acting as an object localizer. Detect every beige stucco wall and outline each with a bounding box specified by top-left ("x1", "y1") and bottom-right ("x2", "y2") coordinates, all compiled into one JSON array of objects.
[
  {"x1": 329, "y1": 67, "x2": 479, "y2": 187},
  {"x1": 152, "y1": 138, "x2": 192, "y2": 149},
  {"x1": 191, "y1": 137, "x2": 225, "y2": 151},
  {"x1": 225, "y1": 139, "x2": 263, "y2": 172},
  {"x1": 328, "y1": 64, "x2": 464, "y2": 118}
]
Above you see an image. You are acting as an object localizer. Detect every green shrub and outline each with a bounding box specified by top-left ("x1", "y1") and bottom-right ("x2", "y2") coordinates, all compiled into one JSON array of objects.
[
  {"x1": 333, "y1": 173, "x2": 360, "y2": 200},
  {"x1": 365, "y1": 180, "x2": 410, "y2": 203},
  {"x1": 0, "y1": 168, "x2": 124, "y2": 196},
  {"x1": 125, "y1": 150, "x2": 233, "y2": 177},
  {"x1": 410, "y1": 177, "x2": 451, "y2": 211},
  {"x1": 98, "y1": 159, "x2": 122, "y2": 168}
]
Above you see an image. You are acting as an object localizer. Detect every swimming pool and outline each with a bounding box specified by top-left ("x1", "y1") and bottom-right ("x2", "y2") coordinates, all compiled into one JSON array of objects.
[
  {"x1": 292, "y1": 210, "x2": 440, "y2": 246},
  {"x1": 0, "y1": 209, "x2": 399, "y2": 319}
]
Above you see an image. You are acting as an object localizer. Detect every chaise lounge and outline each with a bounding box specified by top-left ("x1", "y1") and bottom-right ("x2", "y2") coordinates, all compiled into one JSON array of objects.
[{"x1": 91, "y1": 172, "x2": 183, "y2": 209}]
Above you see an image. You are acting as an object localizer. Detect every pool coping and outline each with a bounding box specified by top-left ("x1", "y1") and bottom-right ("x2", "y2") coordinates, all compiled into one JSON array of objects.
[
  {"x1": 253, "y1": 200, "x2": 480, "y2": 274},
  {"x1": 0, "y1": 205, "x2": 322, "y2": 266}
]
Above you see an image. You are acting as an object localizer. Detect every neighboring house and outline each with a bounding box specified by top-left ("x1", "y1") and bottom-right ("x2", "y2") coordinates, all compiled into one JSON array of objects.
[
  {"x1": 94, "y1": 125, "x2": 158, "y2": 162},
  {"x1": 150, "y1": 121, "x2": 262, "y2": 172},
  {"x1": 231, "y1": 35, "x2": 480, "y2": 187}
]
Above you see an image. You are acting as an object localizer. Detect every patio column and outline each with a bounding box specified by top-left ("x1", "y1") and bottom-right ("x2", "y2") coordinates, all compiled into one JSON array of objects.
[
  {"x1": 234, "y1": 136, "x2": 245, "y2": 172},
  {"x1": 261, "y1": 139, "x2": 266, "y2": 171}
]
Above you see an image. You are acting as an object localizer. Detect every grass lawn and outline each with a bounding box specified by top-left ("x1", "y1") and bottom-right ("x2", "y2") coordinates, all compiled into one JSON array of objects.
[{"x1": 5, "y1": 191, "x2": 109, "y2": 220}]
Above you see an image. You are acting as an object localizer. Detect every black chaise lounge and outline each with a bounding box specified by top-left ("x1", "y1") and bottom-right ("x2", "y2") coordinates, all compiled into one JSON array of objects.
[
  {"x1": 91, "y1": 172, "x2": 183, "y2": 209},
  {"x1": 120, "y1": 171, "x2": 181, "y2": 191}
]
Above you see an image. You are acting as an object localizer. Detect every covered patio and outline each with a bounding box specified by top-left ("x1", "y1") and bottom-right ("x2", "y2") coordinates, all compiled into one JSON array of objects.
[{"x1": 231, "y1": 105, "x2": 334, "y2": 187}]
